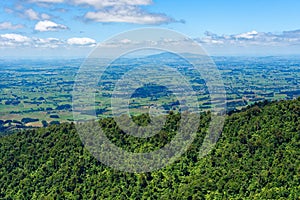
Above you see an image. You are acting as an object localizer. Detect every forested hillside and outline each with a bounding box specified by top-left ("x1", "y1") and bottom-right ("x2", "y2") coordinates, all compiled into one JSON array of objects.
[{"x1": 0, "y1": 99, "x2": 299, "y2": 199}]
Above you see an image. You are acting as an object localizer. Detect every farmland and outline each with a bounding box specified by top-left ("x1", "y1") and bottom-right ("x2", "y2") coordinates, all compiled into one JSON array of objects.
[{"x1": 0, "y1": 55, "x2": 299, "y2": 132}]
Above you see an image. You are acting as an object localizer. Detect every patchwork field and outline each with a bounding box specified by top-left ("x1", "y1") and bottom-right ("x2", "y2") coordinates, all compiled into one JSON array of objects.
[{"x1": 1, "y1": 54, "x2": 299, "y2": 132}]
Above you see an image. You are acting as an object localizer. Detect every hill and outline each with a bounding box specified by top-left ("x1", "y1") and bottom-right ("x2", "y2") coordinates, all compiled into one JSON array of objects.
[{"x1": 0, "y1": 99, "x2": 299, "y2": 199}]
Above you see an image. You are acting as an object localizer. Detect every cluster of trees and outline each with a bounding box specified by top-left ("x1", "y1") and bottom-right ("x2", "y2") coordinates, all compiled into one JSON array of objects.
[
  {"x1": 0, "y1": 98, "x2": 299, "y2": 199},
  {"x1": 21, "y1": 118, "x2": 39, "y2": 124},
  {"x1": 0, "y1": 118, "x2": 61, "y2": 134},
  {"x1": 4, "y1": 100, "x2": 21, "y2": 106},
  {"x1": 56, "y1": 104, "x2": 72, "y2": 111}
]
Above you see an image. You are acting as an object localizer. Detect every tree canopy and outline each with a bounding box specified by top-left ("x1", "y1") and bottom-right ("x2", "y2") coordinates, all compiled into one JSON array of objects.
[{"x1": 0, "y1": 98, "x2": 299, "y2": 199}]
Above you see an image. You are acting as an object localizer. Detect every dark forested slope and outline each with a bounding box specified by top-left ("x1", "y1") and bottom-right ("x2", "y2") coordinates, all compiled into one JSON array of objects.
[{"x1": 0, "y1": 99, "x2": 299, "y2": 199}]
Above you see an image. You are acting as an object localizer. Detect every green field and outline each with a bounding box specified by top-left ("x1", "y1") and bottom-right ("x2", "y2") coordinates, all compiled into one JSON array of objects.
[{"x1": 0, "y1": 55, "x2": 300, "y2": 132}]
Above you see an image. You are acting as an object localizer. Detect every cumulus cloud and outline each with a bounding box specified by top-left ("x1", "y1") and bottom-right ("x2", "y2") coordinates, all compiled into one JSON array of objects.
[
  {"x1": 198, "y1": 30, "x2": 300, "y2": 47},
  {"x1": 33, "y1": 37, "x2": 63, "y2": 48},
  {"x1": 25, "y1": 9, "x2": 39, "y2": 20},
  {"x1": 24, "y1": 9, "x2": 51, "y2": 20},
  {"x1": 41, "y1": 13, "x2": 51, "y2": 19},
  {"x1": 6, "y1": 7, "x2": 51, "y2": 21},
  {"x1": 27, "y1": 0, "x2": 175, "y2": 25},
  {"x1": 85, "y1": 6, "x2": 174, "y2": 24},
  {"x1": 34, "y1": 20, "x2": 68, "y2": 32},
  {"x1": 67, "y1": 37, "x2": 97, "y2": 46},
  {"x1": 0, "y1": 33, "x2": 96, "y2": 48},
  {"x1": 1, "y1": 34, "x2": 31, "y2": 43},
  {"x1": 29, "y1": 0, "x2": 152, "y2": 7},
  {"x1": 29, "y1": 0, "x2": 64, "y2": 3},
  {"x1": 235, "y1": 30, "x2": 258, "y2": 39},
  {"x1": 72, "y1": 0, "x2": 152, "y2": 9},
  {"x1": 0, "y1": 34, "x2": 31, "y2": 47},
  {"x1": 0, "y1": 22, "x2": 24, "y2": 30}
]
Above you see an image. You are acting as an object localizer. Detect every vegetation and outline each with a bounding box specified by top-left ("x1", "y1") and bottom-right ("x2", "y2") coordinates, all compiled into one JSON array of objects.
[
  {"x1": 1, "y1": 56, "x2": 300, "y2": 130},
  {"x1": 0, "y1": 98, "x2": 299, "y2": 199}
]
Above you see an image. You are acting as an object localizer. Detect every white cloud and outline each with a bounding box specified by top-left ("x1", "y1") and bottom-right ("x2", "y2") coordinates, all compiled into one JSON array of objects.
[
  {"x1": 119, "y1": 39, "x2": 132, "y2": 44},
  {"x1": 0, "y1": 33, "x2": 97, "y2": 49},
  {"x1": 199, "y1": 30, "x2": 300, "y2": 47},
  {"x1": 85, "y1": 6, "x2": 174, "y2": 24},
  {"x1": 29, "y1": 0, "x2": 64, "y2": 3},
  {"x1": 235, "y1": 30, "x2": 258, "y2": 39},
  {"x1": 29, "y1": 0, "x2": 152, "y2": 7},
  {"x1": 0, "y1": 22, "x2": 24, "y2": 30},
  {"x1": 1, "y1": 34, "x2": 31, "y2": 43},
  {"x1": 34, "y1": 20, "x2": 68, "y2": 32},
  {"x1": 33, "y1": 37, "x2": 63, "y2": 48},
  {"x1": 72, "y1": 0, "x2": 152, "y2": 9},
  {"x1": 27, "y1": 0, "x2": 175, "y2": 25},
  {"x1": 0, "y1": 34, "x2": 31, "y2": 47},
  {"x1": 41, "y1": 13, "x2": 51, "y2": 19},
  {"x1": 24, "y1": 8, "x2": 51, "y2": 20},
  {"x1": 25, "y1": 9, "x2": 39, "y2": 20},
  {"x1": 67, "y1": 37, "x2": 96, "y2": 46}
]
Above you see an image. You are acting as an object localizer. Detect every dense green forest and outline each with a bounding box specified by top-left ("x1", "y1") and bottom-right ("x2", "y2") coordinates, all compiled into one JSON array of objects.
[{"x1": 0, "y1": 98, "x2": 299, "y2": 199}]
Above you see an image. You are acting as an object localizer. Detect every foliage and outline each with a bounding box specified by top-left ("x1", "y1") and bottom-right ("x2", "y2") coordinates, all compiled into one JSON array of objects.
[
  {"x1": 21, "y1": 118, "x2": 39, "y2": 124},
  {"x1": 0, "y1": 99, "x2": 299, "y2": 199}
]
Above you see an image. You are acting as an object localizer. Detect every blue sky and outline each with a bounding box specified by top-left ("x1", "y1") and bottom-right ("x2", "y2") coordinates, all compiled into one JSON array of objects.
[{"x1": 1, "y1": 0, "x2": 300, "y2": 57}]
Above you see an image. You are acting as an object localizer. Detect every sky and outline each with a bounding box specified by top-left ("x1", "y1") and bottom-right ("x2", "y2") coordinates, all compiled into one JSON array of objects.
[{"x1": 1, "y1": 0, "x2": 300, "y2": 58}]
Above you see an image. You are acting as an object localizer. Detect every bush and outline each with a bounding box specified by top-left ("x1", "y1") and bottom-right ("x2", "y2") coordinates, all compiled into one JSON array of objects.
[{"x1": 41, "y1": 120, "x2": 48, "y2": 127}]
